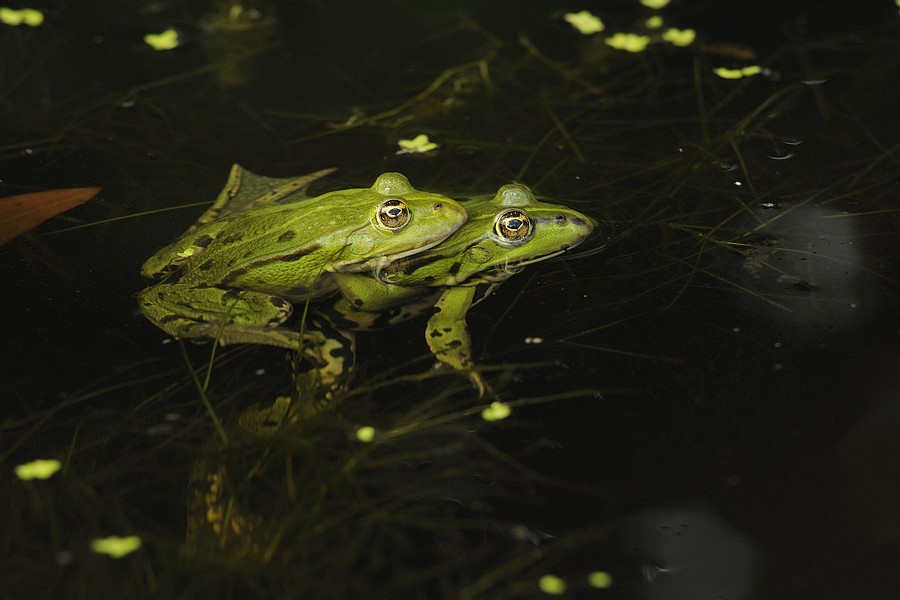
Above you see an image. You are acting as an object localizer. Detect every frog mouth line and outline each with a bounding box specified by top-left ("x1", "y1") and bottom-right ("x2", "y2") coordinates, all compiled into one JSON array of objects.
[
  {"x1": 503, "y1": 249, "x2": 567, "y2": 271},
  {"x1": 504, "y1": 236, "x2": 590, "y2": 270}
]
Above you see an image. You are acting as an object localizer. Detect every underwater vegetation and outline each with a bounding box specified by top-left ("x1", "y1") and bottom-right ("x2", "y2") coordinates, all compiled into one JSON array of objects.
[{"x1": 2, "y1": 1, "x2": 899, "y2": 598}]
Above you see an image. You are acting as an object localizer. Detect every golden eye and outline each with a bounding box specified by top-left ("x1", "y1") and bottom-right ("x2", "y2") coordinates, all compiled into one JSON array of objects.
[
  {"x1": 377, "y1": 198, "x2": 410, "y2": 230},
  {"x1": 494, "y1": 210, "x2": 532, "y2": 241}
]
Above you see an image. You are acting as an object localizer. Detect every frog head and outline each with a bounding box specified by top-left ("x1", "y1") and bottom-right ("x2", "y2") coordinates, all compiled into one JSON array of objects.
[
  {"x1": 327, "y1": 172, "x2": 470, "y2": 273},
  {"x1": 378, "y1": 183, "x2": 596, "y2": 286}
]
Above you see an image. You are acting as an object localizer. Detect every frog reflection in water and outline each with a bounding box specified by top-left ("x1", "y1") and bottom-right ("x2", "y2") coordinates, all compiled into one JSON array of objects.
[{"x1": 138, "y1": 165, "x2": 468, "y2": 366}]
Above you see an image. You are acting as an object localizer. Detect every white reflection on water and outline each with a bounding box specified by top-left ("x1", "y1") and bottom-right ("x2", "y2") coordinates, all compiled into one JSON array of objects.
[
  {"x1": 615, "y1": 503, "x2": 761, "y2": 600},
  {"x1": 736, "y1": 202, "x2": 875, "y2": 334}
]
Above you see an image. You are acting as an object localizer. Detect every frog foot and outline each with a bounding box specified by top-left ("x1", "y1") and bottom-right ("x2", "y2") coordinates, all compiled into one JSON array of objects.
[{"x1": 431, "y1": 360, "x2": 488, "y2": 397}]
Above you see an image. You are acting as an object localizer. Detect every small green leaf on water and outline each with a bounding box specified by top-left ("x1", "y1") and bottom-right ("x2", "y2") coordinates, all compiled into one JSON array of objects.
[
  {"x1": 0, "y1": 7, "x2": 44, "y2": 26},
  {"x1": 15, "y1": 459, "x2": 62, "y2": 480},
  {"x1": 564, "y1": 11, "x2": 605, "y2": 35},
  {"x1": 396, "y1": 134, "x2": 438, "y2": 154},
  {"x1": 645, "y1": 15, "x2": 664, "y2": 29},
  {"x1": 356, "y1": 425, "x2": 376, "y2": 442},
  {"x1": 144, "y1": 29, "x2": 180, "y2": 51},
  {"x1": 662, "y1": 28, "x2": 696, "y2": 47},
  {"x1": 90, "y1": 536, "x2": 142, "y2": 558},
  {"x1": 175, "y1": 247, "x2": 196, "y2": 258},
  {"x1": 588, "y1": 571, "x2": 613, "y2": 588},
  {"x1": 605, "y1": 33, "x2": 651, "y2": 53},
  {"x1": 714, "y1": 65, "x2": 762, "y2": 79},
  {"x1": 538, "y1": 574, "x2": 567, "y2": 595},
  {"x1": 481, "y1": 401, "x2": 511, "y2": 422},
  {"x1": 640, "y1": 0, "x2": 671, "y2": 9}
]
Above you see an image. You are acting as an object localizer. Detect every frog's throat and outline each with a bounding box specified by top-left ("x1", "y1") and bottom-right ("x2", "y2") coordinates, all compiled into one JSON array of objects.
[{"x1": 370, "y1": 235, "x2": 456, "y2": 278}]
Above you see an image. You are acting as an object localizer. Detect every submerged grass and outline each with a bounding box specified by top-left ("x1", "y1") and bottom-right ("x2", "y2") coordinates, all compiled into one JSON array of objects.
[{"x1": 3, "y1": 339, "x2": 602, "y2": 598}]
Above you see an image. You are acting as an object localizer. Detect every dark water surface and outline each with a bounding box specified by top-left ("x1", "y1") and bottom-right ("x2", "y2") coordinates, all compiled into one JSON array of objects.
[{"x1": 2, "y1": 1, "x2": 899, "y2": 598}]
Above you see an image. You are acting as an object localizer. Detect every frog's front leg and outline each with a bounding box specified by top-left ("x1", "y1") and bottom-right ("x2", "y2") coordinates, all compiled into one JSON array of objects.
[
  {"x1": 138, "y1": 283, "x2": 308, "y2": 349},
  {"x1": 424, "y1": 286, "x2": 487, "y2": 396}
]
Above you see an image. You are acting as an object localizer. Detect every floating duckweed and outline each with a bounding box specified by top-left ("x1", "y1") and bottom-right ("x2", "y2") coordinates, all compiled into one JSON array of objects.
[
  {"x1": 90, "y1": 536, "x2": 142, "y2": 558},
  {"x1": 538, "y1": 574, "x2": 567, "y2": 595},
  {"x1": 144, "y1": 29, "x2": 180, "y2": 51},
  {"x1": 714, "y1": 65, "x2": 762, "y2": 79},
  {"x1": 645, "y1": 15, "x2": 664, "y2": 29},
  {"x1": 15, "y1": 459, "x2": 62, "y2": 480},
  {"x1": 605, "y1": 33, "x2": 651, "y2": 53},
  {"x1": 175, "y1": 247, "x2": 196, "y2": 258},
  {"x1": 588, "y1": 571, "x2": 613, "y2": 588},
  {"x1": 564, "y1": 11, "x2": 605, "y2": 35},
  {"x1": 396, "y1": 134, "x2": 438, "y2": 155},
  {"x1": 481, "y1": 401, "x2": 511, "y2": 422},
  {"x1": 662, "y1": 28, "x2": 696, "y2": 47},
  {"x1": 0, "y1": 7, "x2": 44, "y2": 26},
  {"x1": 640, "y1": 0, "x2": 671, "y2": 8},
  {"x1": 356, "y1": 425, "x2": 376, "y2": 442},
  {"x1": 714, "y1": 67, "x2": 743, "y2": 79}
]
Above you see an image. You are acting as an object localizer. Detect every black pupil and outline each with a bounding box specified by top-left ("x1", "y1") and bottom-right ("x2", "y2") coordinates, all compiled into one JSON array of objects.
[{"x1": 506, "y1": 218, "x2": 523, "y2": 230}]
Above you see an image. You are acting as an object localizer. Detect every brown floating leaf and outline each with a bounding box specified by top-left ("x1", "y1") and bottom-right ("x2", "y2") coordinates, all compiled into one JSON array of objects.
[{"x1": 0, "y1": 187, "x2": 101, "y2": 245}]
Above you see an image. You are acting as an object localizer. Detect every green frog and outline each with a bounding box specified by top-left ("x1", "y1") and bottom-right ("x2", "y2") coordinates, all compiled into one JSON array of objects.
[
  {"x1": 138, "y1": 165, "x2": 469, "y2": 352},
  {"x1": 325, "y1": 182, "x2": 596, "y2": 395}
]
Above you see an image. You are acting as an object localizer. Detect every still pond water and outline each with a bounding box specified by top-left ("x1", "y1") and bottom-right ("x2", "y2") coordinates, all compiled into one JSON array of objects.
[{"x1": 2, "y1": 1, "x2": 899, "y2": 598}]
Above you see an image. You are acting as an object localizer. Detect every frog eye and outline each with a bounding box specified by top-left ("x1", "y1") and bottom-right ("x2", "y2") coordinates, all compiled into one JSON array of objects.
[
  {"x1": 377, "y1": 198, "x2": 411, "y2": 230},
  {"x1": 494, "y1": 210, "x2": 532, "y2": 242}
]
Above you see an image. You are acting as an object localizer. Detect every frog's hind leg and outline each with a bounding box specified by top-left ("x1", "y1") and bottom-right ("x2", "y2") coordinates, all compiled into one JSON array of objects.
[
  {"x1": 191, "y1": 165, "x2": 338, "y2": 226},
  {"x1": 138, "y1": 284, "x2": 313, "y2": 351}
]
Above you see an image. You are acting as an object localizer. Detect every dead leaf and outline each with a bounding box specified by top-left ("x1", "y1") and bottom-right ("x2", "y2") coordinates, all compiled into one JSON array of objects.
[{"x1": 0, "y1": 187, "x2": 101, "y2": 245}]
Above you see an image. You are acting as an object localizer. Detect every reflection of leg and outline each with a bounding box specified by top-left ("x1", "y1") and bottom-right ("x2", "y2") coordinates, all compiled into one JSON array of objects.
[
  {"x1": 291, "y1": 310, "x2": 357, "y2": 403},
  {"x1": 236, "y1": 395, "x2": 293, "y2": 437},
  {"x1": 186, "y1": 452, "x2": 264, "y2": 556}
]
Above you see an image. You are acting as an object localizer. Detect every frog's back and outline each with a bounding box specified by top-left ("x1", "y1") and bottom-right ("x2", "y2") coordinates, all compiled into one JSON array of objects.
[{"x1": 176, "y1": 201, "x2": 346, "y2": 298}]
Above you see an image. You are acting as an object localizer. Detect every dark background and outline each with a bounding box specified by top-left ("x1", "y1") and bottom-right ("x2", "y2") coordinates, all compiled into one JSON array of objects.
[{"x1": 2, "y1": 1, "x2": 899, "y2": 598}]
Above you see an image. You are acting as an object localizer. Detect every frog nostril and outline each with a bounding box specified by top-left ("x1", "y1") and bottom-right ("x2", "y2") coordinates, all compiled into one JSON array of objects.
[{"x1": 433, "y1": 202, "x2": 443, "y2": 210}]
